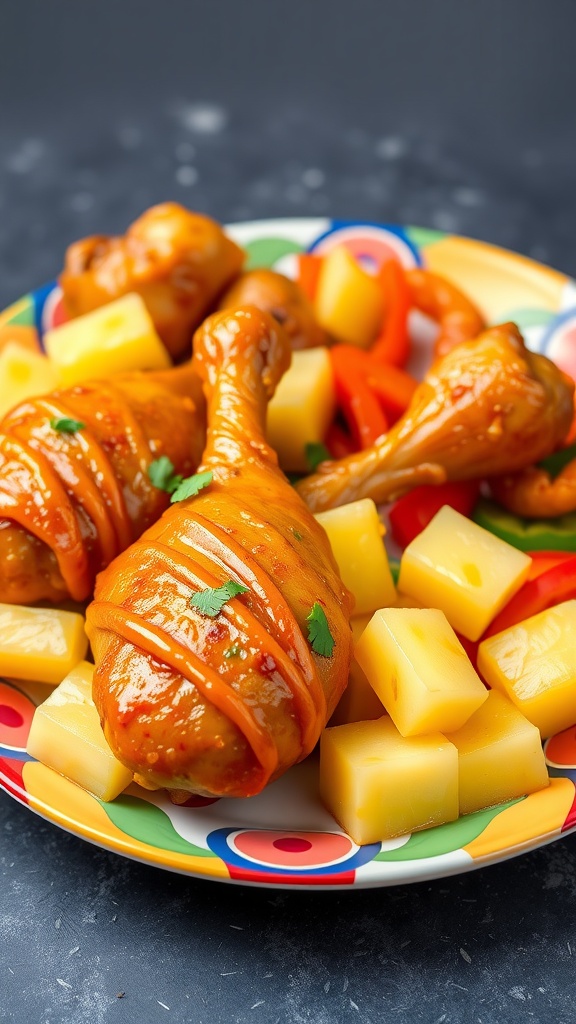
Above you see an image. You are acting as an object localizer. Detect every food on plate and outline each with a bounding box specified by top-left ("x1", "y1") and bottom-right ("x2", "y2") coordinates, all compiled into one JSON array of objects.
[
  {"x1": 297, "y1": 323, "x2": 574, "y2": 512},
  {"x1": 26, "y1": 661, "x2": 132, "y2": 801},
  {"x1": 398, "y1": 506, "x2": 532, "y2": 641},
  {"x1": 447, "y1": 690, "x2": 549, "y2": 816},
  {"x1": 85, "y1": 308, "x2": 354, "y2": 799},
  {"x1": 407, "y1": 267, "x2": 485, "y2": 358},
  {"x1": 314, "y1": 498, "x2": 397, "y2": 615},
  {"x1": 388, "y1": 480, "x2": 480, "y2": 548},
  {"x1": 328, "y1": 344, "x2": 419, "y2": 450},
  {"x1": 477, "y1": 600, "x2": 576, "y2": 737},
  {"x1": 0, "y1": 603, "x2": 87, "y2": 684},
  {"x1": 266, "y1": 346, "x2": 335, "y2": 472},
  {"x1": 0, "y1": 363, "x2": 205, "y2": 604},
  {"x1": 473, "y1": 499, "x2": 576, "y2": 553},
  {"x1": 0, "y1": 343, "x2": 59, "y2": 419},
  {"x1": 313, "y1": 246, "x2": 385, "y2": 348},
  {"x1": 218, "y1": 268, "x2": 326, "y2": 350},
  {"x1": 5, "y1": 208, "x2": 576, "y2": 854},
  {"x1": 320, "y1": 716, "x2": 459, "y2": 844},
  {"x1": 354, "y1": 607, "x2": 488, "y2": 736},
  {"x1": 44, "y1": 293, "x2": 171, "y2": 386},
  {"x1": 491, "y1": 450, "x2": 576, "y2": 518},
  {"x1": 329, "y1": 614, "x2": 386, "y2": 726},
  {"x1": 60, "y1": 202, "x2": 244, "y2": 359}
]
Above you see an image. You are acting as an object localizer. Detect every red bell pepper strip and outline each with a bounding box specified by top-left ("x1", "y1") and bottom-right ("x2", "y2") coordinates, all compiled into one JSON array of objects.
[
  {"x1": 365, "y1": 361, "x2": 418, "y2": 421},
  {"x1": 526, "y1": 550, "x2": 575, "y2": 581},
  {"x1": 483, "y1": 555, "x2": 576, "y2": 638},
  {"x1": 371, "y1": 260, "x2": 411, "y2": 367},
  {"x1": 389, "y1": 480, "x2": 481, "y2": 548},
  {"x1": 330, "y1": 346, "x2": 389, "y2": 449},
  {"x1": 296, "y1": 253, "x2": 323, "y2": 302}
]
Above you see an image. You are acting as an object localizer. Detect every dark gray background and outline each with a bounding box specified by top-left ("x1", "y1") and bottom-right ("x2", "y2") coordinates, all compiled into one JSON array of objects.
[{"x1": 1, "y1": 1, "x2": 576, "y2": 1022}]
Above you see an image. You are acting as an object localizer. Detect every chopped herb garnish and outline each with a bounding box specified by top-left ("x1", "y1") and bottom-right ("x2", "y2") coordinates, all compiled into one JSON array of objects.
[
  {"x1": 190, "y1": 580, "x2": 249, "y2": 618},
  {"x1": 50, "y1": 417, "x2": 85, "y2": 434},
  {"x1": 148, "y1": 459, "x2": 213, "y2": 502},
  {"x1": 306, "y1": 602, "x2": 335, "y2": 657},
  {"x1": 291, "y1": 528, "x2": 303, "y2": 541},
  {"x1": 305, "y1": 441, "x2": 332, "y2": 473},
  {"x1": 223, "y1": 643, "x2": 245, "y2": 659},
  {"x1": 148, "y1": 455, "x2": 183, "y2": 494},
  {"x1": 170, "y1": 470, "x2": 213, "y2": 504}
]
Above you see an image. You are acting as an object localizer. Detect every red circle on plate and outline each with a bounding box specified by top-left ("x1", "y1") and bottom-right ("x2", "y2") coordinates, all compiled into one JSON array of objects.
[
  {"x1": 0, "y1": 681, "x2": 36, "y2": 749},
  {"x1": 273, "y1": 837, "x2": 313, "y2": 853},
  {"x1": 0, "y1": 705, "x2": 24, "y2": 728},
  {"x1": 232, "y1": 830, "x2": 353, "y2": 869}
]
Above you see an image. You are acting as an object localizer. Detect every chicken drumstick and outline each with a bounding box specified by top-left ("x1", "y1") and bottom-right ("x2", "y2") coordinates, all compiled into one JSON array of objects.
[
  {"x1": 296, "y1": 323, "x2": 574, "y2": 512},
  {"x1": 86, "y1": 308, "x2": 353, "y2": 799},
  {"x1": 0, "y1": 364, "x2": 205, "y2": 604}
]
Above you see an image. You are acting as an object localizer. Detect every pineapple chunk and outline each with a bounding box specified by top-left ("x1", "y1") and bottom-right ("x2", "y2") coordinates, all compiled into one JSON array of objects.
[
  {"x1": 320, "y1": 716, "x2": 458, "y2": 844},
  {"x1": 399, "y1": 506, "x2": 532, "y2": 641},
  {"x1": 447, "y1": 690, "x2": 549, "y2": 814},
  {"x1": 0, "y1": 342, "x2": 59, "y2": 419},
  {"x1": 477, "y1": 600, "x2": 576, "y2": 738},
  {"x1": 355, "y1": 607, "x2": 488, "y2": 736},
  {"x1": 315, "y1": 499, "x2": 396, "y2": 615},
  {"x1": 45, "y1": 293, "x2": 171, "y2": 386},
  {"x1": 26, "y1": 661, "x2": 132, "y2": 801},
  {"x1": 0, "y1": 603, "x2": 88, "y2": 685},
  {"x1": 266, "y1": 347, "x2": 335, "y2": 472},
  {"x1": 314, "y1": 246, "x2": 384, "y2": 348},
  {"x1": 330, "y1": 615, "x2": 386, "y2": 725}
]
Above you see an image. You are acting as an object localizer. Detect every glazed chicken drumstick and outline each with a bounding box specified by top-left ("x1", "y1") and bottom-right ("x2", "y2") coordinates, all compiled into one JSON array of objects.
[
  {"x1": 86, "y1": 308, "x2": 353, "y2": 799},
  {"x1": 0, "y1": 364, "x2": 205, "y2": 605},
  {"x1": 297, "y1": 323, "x2": 575, "y2": 512}
]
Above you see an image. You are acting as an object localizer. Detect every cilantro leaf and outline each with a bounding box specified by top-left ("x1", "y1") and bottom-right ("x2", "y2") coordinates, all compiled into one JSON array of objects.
[
  {"x1": 170, "y1": 470, "x2": 213, "y2": 504},
  {"x1": 190, "y1": 579, "x2": 249, "y2": 618},
  {"x1": 50, "y1": 417, "x2": 85, "y2": 434},
  {"x1": 148, "y1": 456, "x2": 183, "y2": 494},
  {"x1": 305, "y1": 441, "x2": 332, "y2": 473},
  {"x1": 306, "y1": 602, "x2": 335, "y2": 657}
]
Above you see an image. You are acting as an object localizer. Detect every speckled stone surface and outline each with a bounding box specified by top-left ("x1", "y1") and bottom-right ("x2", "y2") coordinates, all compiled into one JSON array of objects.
[{"x1": 2, "y1": 2, "x2": 576, "y2": 1021}]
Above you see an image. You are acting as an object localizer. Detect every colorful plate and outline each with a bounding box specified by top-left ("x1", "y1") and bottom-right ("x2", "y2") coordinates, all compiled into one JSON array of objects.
[{"x1": 1, "y1": 218, "x2": 576, "y2": 889}]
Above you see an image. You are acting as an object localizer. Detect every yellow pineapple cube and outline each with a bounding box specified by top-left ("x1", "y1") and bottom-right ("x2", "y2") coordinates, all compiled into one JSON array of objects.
[
  {"x1": 26, "y1": 661, "x2": 132, "y2": 801},
  {"x1": 320, "y1": 716, "x2": 459, "y2": 844},
  {"x1": 398, "y1": 506, "x2": 532, "y2": 641},
  {"x1": 477, "y1": 600, "x2": 576, "y2": 738},
  {"x1": 0, "y1": 603, "x2": 88, "y2": 685},
  {"x1": 266, "y1": 347, "x2": 335, "y2": 471},
  {"x1": 0, "y1": 342, "x2": 59, "y2": 419},
  {"x1": 355, "y1": 607, "x2": 488, "y2": 736},
  {"x1": 447, "y1": 690, "x2": 549, "y2": 814},
  {"x1": 315, "y1": 499, "x2": 396, "y2": 616},
  {"x1": 314, "y1": 246, "x2": 384, "y2": 348},
  {"x1": 45, "y1": 293, "x2": 171, "y2": 386}
]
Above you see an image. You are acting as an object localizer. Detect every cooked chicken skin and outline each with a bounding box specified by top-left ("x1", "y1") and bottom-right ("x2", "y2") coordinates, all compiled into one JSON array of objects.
[
  {"x1": 60, "y1": 203, "x2": 244, "y2": 359},
  {"x1": 0, "y1": 364, "x2": 205, "y2": 604},
  {"x1": 86, "y1": 308, "x2": 353, "y2": 799},
  {"x1": 296, "y1": 323, "x2": 575, "y2": 512},
  {"x1": 218, "y1": 269, "x2": 327, "y2": 349}
]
